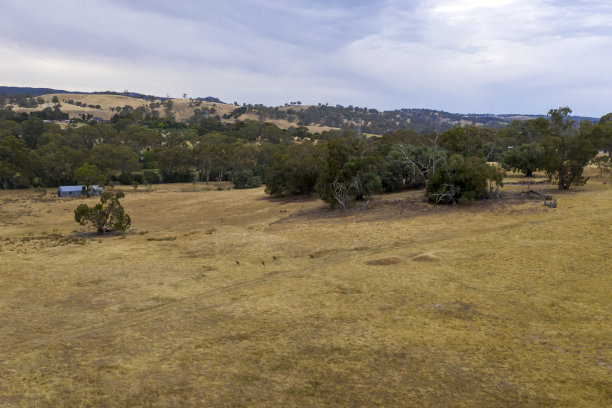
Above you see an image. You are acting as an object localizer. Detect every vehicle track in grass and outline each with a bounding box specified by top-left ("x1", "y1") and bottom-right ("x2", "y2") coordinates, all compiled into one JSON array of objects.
[{"x1": 0, "y1": 206, "x2": 570, "y2": 355}]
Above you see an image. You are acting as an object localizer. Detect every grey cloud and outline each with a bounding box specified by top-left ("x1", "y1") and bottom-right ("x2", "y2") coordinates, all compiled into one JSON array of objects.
[{"x1": 1, "y1": 0, "x2": 611, "y2": 116}]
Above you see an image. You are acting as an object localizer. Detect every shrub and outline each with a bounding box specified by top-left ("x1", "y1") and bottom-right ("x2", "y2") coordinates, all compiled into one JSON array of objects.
[
  {"x1": 232, "y1": 170, "x2": 262, "y2": 189},
  {"x1": 427, "y1": 155, "x2": 504, "y2": 204},
  {"x1": 162, "y1": 171, "x2": 193, "y2": 183},
  {"x1": 143, "y1": 170, "x2": 161, "y2": 184},
  {"x1": 118, "y1": 172, "x2": 133, "y2": 185}
]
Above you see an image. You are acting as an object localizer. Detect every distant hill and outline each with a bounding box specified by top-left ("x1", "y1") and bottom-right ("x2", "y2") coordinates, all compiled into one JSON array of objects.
[
  {"x1": 233, "y1": 104, "x2": 599, "y2": 134},
  {"x1": 0, "y1": 86, "x2": 83, "y2": 96},
  {"x1": 1, "y1": 85, "x2": 599, "y2": 134}
]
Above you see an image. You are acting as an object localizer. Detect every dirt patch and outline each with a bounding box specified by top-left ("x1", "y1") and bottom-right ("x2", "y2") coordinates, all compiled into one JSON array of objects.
[
  {"x1": 365, "y1": 257, "x2": 402, "y2": 266},
  {"x1": 412, "y1": 252, "x2": 440, "y2": 262}
]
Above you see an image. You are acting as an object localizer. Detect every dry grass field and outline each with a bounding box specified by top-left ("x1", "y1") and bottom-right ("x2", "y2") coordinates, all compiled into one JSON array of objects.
[{"x1": 1, "y1": 172, "x2": 611, "y2": 407}]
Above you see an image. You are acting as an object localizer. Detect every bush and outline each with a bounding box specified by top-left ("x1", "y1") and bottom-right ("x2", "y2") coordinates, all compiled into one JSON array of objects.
[
  {"x1": 118, "y1": 172, "x2": 133, "y2": 185},
  {"x1": 143, "y1": 170, "x2": 161, "y2": 184},
  {"x1": 232, "y1": 170, "x2": 262, "y2": 189},
  {"x1": 132, "y1": 173, "x2": 144, "y2": 184},
  {"x1": 162, "y1": 171, "x2": 193, "y2": 183},
  {"x1": 427, "y1": 155, "x2": 504, "y2": 204}
]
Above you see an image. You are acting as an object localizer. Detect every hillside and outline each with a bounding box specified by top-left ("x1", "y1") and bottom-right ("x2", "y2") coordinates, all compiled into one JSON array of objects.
[
  {"x1": 5, "y1": 93, "x2": 341, "y2": 133},
  {"x1": 0, "y1": 86, "x2": 81, "y2": 96},
  {"x1": 2, "y1": 86, "x2": 600, "y2": 134}
]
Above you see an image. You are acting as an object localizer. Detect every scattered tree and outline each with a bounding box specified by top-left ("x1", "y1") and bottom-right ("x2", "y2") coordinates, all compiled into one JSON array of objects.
[
  {"x1": 541, "y1": 107, "x2": 598, "y2": 189},
  {"x1": 74, "y1": 191, "x2": 131, "y2": 234},
  {"x1": 590, "y1": 155, "x2": 611, "y2": 177}
]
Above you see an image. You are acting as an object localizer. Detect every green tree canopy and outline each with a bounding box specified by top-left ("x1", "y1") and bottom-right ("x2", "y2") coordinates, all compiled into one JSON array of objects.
[
  {"x1": 501, "y1": 143, "x2": 544, "y2": 177},
  {"x1": 75, "y1": 162, "x2": 106, "y2": 196},
  {"x1": 74, "y1": 191, "x2": 131, "y2": 234},
  {"x1": 541, "y1": 107, "x2": 598, "y2": 189}
]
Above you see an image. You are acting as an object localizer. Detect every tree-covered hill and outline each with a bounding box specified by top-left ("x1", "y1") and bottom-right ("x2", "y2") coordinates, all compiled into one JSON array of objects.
[
  {"x1": 228, "y1": 103, "x2": 599, "y2": 134},
  {"x1": 1, "y1": 86, "x2": 599, "y2": 135}
]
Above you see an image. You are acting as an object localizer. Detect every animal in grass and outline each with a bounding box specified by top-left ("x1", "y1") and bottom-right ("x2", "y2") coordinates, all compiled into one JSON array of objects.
[
  {"x1": 261, "y1": 260, "x2": 265, "y2": 266},
  {"x1": 235, "y1": 260, "x2": 240, "y2": 266},
  {"x1": 309, "y1": 254, "x2": 315, "y2": 259},
  {"x1": 272, "y1": 256, "x2": 277, "y2": 261}
]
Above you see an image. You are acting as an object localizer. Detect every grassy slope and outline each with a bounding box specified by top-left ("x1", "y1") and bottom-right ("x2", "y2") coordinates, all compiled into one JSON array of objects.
[
  {"x1": 0, "y1": 173, "x2": 611, "y2": 407},
  {"x1": 11, "y1": 94, "x2": 335, "y2": 133}
]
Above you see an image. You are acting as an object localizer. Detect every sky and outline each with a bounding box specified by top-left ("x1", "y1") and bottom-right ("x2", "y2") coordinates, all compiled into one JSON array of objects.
[{"x1": 1, "y1": 0, "x2": 611, "y2": 117}]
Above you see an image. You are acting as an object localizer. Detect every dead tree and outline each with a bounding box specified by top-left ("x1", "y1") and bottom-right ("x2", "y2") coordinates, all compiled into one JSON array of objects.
[
  {"x1": 428, "y1": 183, "x2": 459, "y2": 204},
  {"x1": 331, "y1": 179, "x2": 351, "y2": 211},
  {"x1": 399, "y1": 132, "x2": 447, "y2": 185},
  {"x1": 517, "y1": 186, "x2": 557, "y2": 207}
]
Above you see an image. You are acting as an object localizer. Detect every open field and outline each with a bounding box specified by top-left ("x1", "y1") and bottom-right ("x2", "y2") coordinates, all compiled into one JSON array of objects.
[{"x1": 1, "y1": 173, "x2": 611, "y2": 407}]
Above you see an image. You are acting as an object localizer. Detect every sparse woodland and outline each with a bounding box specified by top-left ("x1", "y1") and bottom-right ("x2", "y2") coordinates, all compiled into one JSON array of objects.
[{"x1": 1, "y1": 97, "x2": 610, "y2": 208}]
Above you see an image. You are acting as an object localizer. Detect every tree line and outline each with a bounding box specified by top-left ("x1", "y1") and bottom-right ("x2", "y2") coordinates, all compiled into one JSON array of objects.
[{"x1": 1, "y1": 103, "x2": 610, "y2": 207}]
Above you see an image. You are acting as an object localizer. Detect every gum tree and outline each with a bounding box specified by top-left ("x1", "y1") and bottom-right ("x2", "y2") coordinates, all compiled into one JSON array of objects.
[{"x1": 74, "y1": 191, "x2": 131, "y2": 234}]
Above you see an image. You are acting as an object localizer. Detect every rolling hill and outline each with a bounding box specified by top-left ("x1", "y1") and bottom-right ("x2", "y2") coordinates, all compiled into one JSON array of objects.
[{"x1": 1, "y1": 86, "x2": 600, "y2": 134}]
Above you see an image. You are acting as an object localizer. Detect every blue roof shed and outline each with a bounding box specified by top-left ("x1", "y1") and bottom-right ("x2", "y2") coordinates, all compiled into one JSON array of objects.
[
  {"x1": 58, "y1": 185, "x2": 84, "y2": 197},
  {"x1": 58, "y1": 185, "x2": 104, "y2": 197}
]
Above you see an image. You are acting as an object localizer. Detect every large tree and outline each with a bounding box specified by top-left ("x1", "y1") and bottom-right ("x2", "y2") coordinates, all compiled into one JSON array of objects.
[
  {"x1": 74, "y1": 191, "x2": 131, "y2": 234},
  {"x1": 264, "y1": 141, "x2": 322, "y2": 196},
  {"x1": 75, "y1": 162, "x2": 106, "y2": 196},
  {"x1": 91, "y1": 144, "x2": 139, "y2": 178},
  {"x1": 0, "y1": 135, "x2": 35, "y2": 189},
  {"x1": 193, "y1": 132, "x2": 227, "y2": 184},
  {"x1": 157, "y1": 145, "x2": 194, "y2": 182},
  {"x1": 316, "y1": 138, "x2": 382, "y2": 210},
  {"x1": 501, "y1": 143, "x2": 544, "y2": 177},
  {"x1": 541, "y1": 107, "x2": 598, "y2": 189}
]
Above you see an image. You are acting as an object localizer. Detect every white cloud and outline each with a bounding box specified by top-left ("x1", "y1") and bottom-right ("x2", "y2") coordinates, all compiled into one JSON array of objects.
[
  {"x1": 1, "y1": 0, "x2": 611, "y2": 116},
  {"x1": 337, "y1": 0, "x2": 612, "y2": 115}
]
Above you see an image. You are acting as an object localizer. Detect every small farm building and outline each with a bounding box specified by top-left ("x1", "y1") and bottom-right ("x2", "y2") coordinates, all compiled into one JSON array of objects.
[{"x1": 58, "y1": 185, "x2": 103, "y2": 197}]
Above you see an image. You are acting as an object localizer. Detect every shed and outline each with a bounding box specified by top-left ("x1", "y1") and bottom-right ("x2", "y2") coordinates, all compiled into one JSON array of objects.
[
  {"x1": 58, "y1": 185, "x2": 104, "y2": 197},
  {"x1": 58, "y1": 185, "x2": 85, "y2": 197}
]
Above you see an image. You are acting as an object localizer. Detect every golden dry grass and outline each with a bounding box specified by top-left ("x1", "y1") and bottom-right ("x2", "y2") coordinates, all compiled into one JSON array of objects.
[
  {"x1": 12, "y1": 94, "x2": 238, "y2": 122},
  {"x1": 0, "y1": 175, "x2": 611, "y2": 407},
  {"x1": 11, "y1": 94, "x2": 336, "y2": 132}
]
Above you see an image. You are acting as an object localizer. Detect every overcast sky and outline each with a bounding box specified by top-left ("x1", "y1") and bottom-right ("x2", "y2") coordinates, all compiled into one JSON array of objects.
[{"x1": 1, "y1": 0, "x2": 611, "y2": 117}]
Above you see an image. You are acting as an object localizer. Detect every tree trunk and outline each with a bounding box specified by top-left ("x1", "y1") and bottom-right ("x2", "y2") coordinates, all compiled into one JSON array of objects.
[{"x1": 558, "y1": 168, "x2": 566, "y2": 190}]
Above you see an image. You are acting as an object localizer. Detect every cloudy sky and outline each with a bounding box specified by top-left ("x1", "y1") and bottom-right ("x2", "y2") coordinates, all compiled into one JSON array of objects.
[{"x1": 1, "y1": 0, "x2": 611, "y2": 116}]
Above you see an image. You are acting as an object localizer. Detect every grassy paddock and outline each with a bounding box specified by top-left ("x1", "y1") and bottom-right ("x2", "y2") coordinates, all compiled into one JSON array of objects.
[{"x1": 0, "y1": 173, "x2": 611, "y2": 407}]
